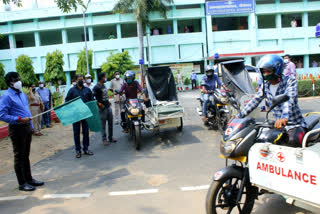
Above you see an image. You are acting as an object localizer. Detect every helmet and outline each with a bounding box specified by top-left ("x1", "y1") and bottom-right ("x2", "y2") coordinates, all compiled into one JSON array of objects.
[
  {"x1": 205, "y1": 65, "x2": 215, "y2": 78},
  {"x1": 257, "y1": 55, "x2": 284, "y2": 76},
  {"x1": 124, "y1": 70, "x2": 135, "y2": 84}
]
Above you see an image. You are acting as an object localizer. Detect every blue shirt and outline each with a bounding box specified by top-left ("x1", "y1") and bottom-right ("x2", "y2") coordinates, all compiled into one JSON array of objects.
[
  {"x1": 0, "y1": 88, "x2": 33, "y2": 127},
  {"x1": 37, "y1": 87, "x2": 50, "y2": 103},
  {"x1": 65, "y1": 86, "x2": 94, "y2": 103},
  {"x1": 190, "y1": 73, "x2": 198, "y2": 80},
  {"x1": 201, "y1": 75, "x2": 224, "y2": 91},
  {"x1": 237, "y1": 76, "x2": 306, "y2": 130}
]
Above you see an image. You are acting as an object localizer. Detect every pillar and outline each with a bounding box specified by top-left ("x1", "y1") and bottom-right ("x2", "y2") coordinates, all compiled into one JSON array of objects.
[
  {"x1": 94, "y1": 70, "x2": 98, "y2": 84},
  {"x1": 32, "y1": 0, "x2": 38, "y2": 9},
  {"x1": 276, "y1": 13, "x2": 282, "y2": 46},
  {"x1": 66, "y1": 71, "x2": 71, "y2": 88},
  {"x1": 304, "y1": 55, "x2": 309, "y2": 70},
  {"x1": 39, "y1": 74, "x2": 44, "y2": 82},
  {"x1": 34, "y1": 32, "x2": 40, "y2": 46},
  {"x1": 116, "y1": 23, "x2": 122, "y2": 39},
  {"x1": 62, "y1": 29, "x2": 68, "y2": 44},
  {"x1": 249, "y1": 13, "x2": 257, "y2": 48},
  {"x1": 206, "y1": 15, "x2": 214, "y2": 58},
  {"x1": 88, "y1": 26, "x2": 94, "y2": 41}
]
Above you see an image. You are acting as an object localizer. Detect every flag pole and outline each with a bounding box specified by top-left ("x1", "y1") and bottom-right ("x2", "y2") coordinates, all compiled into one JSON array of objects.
[{"x1": 30, "y1": 109, "x2": 53, "y2": 119}]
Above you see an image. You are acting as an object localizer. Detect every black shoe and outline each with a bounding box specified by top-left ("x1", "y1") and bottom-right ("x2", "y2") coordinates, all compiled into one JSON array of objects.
[
  {"x1": 84, "y1": 150, "x2": 94, "y2": 155},
  {"x1": 76, "y1": 152, "x2": 82, "y2": 158},
  {"x1": 19, "y1": 183, "x2": 36, "y2": 191},
  {"x1": 46, "y1": 125, "x2": 52, "y2": 128},
  {"x1": 28, "y1": 179, "x2": 44, "y2": 187}
]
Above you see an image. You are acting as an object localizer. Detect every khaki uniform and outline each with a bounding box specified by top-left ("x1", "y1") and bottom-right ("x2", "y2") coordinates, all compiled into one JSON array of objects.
[
  {"x1": 27, "y1": 92, "x2": 42, "y2": 134},
  {"x1": 109, "y1": 78, "x2": 124, "y2": 123}
]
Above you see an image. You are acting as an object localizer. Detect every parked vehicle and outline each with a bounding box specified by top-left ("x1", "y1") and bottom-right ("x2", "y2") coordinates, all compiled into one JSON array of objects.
[
  {"x1": 206, "y1": 94, "x2": 320, "y2": 214},
  {"x1": 197, "y1": 88, "x2": 240, "y2": 133}
]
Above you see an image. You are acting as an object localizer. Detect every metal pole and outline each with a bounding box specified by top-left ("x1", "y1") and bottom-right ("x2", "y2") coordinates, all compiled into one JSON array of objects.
[
  {"x1": 146, "y1": 30, "x2": 151, "y2": 67},
  {"x1": 82, "y1": 0, "x2": 91, "y2": 75}
]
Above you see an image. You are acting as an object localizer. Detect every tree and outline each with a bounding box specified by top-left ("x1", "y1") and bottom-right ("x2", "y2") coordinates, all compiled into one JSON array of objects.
[
  {"x1": 76, "y1": 48, "x2": 95, "y2": 79},
  {"x1": 44, "y1": 50, "x2": 66, "y2": 87},
  {"x1": 113, "y1": 0, "x2": 173, "y2": 83},
  {"x1": 101, "y1": 51, "x2": 134, "y2": 80},
  {"x1": 16, "y1": 55, "x2": 38, "y2": 86},
  {"x1": 0, "y1": 62, "x2": 7, "y2": 90}
]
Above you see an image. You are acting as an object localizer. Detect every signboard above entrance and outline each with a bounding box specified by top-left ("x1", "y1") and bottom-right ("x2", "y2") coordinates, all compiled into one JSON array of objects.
[{"x1": 206, "y1": 0, "x2": 255, "y2": 16}]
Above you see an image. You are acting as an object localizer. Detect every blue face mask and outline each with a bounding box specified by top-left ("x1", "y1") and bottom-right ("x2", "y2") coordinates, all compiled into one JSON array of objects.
[{"x1": 127, "y1": 79, "x2": 133, "y2": 84}]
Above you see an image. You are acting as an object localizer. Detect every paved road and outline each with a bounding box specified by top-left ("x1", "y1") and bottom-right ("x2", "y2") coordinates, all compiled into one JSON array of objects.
[{"x1": 0, "y1": 90, "x2": 317, "y2": 214}]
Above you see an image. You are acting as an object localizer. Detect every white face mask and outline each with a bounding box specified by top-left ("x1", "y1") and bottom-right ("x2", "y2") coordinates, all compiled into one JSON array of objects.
[
  {"x1": 86, "y1": 79, "x2": 92, "y2": 84},
  {"x1": 39, "y1": 84, "x2": 44, "y2": 88},
  {"x1": 284, "y1": 59, "x2": 289, "y2": 64},
  {"x1": 116, "y1": 75, "x2": 120, "y2": 79},
  {"x1": 13, "y1": 81, "x2": 22, "y2": 90}
]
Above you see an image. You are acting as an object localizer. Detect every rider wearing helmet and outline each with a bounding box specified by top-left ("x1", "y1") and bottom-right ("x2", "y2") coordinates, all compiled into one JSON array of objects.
[
  {"x1": 117, "y1": 70, "x2": 147, "y2": 132},
  {"x1": 236, "y1": 55, "x2": 307, "y2": 147},
  {"x1": 201, "y1": 65, "x2": 230, "y2": 122}
]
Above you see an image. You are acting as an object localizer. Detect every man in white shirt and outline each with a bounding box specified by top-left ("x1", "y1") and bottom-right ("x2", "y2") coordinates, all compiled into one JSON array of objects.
[
  {"x1": 109, "y1": 71, "x2": 124, "y2": 125},
  {"x1": 176, "y1": 70, "x2": 184, "y2": 91},
  {"x1": 84, "y1": 74, "x2": 95, "y2": 91}
]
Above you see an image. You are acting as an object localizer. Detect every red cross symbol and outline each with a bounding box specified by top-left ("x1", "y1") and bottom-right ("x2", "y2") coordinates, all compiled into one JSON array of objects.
[{"x1": 276, "y1": 152, "x2": 285, "y2": 162}]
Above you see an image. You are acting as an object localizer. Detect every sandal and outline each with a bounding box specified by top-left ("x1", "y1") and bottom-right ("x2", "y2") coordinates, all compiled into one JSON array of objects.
[
  {"x1": 109, "y1": 138, "x2": 117, "y2": 143},
  {"x1": 84, "y1": 150, "x2": 94, "y2": 155},
  {"x1": 103, "y1": 140, "x2": 110, "y2": 146},
  {"x1": 76, "y1": 152, "x2": 81, "y2": 158}
]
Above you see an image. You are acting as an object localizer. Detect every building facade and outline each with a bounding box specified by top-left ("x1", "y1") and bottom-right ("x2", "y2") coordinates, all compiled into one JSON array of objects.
[{"x1": 0, "y1": 0, "x2": 319, "y2": 86}]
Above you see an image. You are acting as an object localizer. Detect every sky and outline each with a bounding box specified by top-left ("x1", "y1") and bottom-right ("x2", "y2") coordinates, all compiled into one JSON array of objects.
[{"x1": 0, "y1": 0, "x2": 109, "y2": 12}]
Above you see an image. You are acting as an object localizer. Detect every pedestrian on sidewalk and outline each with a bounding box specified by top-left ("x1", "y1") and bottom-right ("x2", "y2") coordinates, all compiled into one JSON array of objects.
[
  {"x1": 0, "y1": 72, "x2": 44, "y2": 191},
  {"x1": 27, "y1": 83, "x2": 44, "y2": 136},
  {"x1": 93, "y1": 73, "x2": 117, "y2": 146},
  {"x1": 283, "y1": 54, "x2": 297, "y2": 79},
  {"x1": 190, "y1": 71, "x2": 198, "y2": 90},
  {"x1": 65, "y1": 74, "x2": 94, "y2": 158},
  {"x1": 176, "y1": 70, "x2": 184, "y2": 91},
  {"x1": 37, "y1": 81, "x2": 52, "y2": 129},
  {"x1": 109, "y1": 71, "x2": 124, "y2": 125}
]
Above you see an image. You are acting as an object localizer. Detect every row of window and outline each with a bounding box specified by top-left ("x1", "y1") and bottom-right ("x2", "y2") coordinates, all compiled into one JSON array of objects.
[{"x1": 0, "y1": 19, "x2": 202, "y2": 49}]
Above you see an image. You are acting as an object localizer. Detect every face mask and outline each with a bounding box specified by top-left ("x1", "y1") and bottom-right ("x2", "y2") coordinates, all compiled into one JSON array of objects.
[
  {"x1": 86, "y1": 79, "x2": 92, "y2": 84},
  {"x1": 284, "y1": 59, "x2": 289, "y2": 64},
  {"x1": 73, "y1": 82, "x2": 76, "y2": 86},
  {"x1": 39, "y1": 84, "x2": 44, "y2": 88},
  {"x1": 13, "y1": 81, "x2": 22, "y2": 90},
  {"x1": 116, "y1": 75, "x2": 120, "y2": 79},
  {"x1": 207, "y1": 72, "x2": 213, "y2": 77},
  {"x1": 77, "y1": 80, "x2": 84, "y2": 87},
  {"x1": 127, "y1": 79, "x2": 133, "y2": 84},
  {"x1": 263, "y1": 73, "x2": 279, "y2": 81}
]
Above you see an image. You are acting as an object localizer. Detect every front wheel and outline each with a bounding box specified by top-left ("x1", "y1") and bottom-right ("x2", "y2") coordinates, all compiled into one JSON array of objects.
[
  {"x1": 134, "y1": 125, "x2": 141, "y2": 150},
  {"x1": 177, "y1": 117, "x2": 183, "y2": 132},
  {"x1": 206, "y1": 175, "x2": 256, "y2": 214}
]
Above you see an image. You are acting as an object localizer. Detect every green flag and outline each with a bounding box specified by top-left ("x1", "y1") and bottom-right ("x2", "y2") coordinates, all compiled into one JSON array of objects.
[
  {"x1": 53, "y1": 97, "x2": 93, "y2": 126},
  {"x1": 85, "y1": 100, "x2": 102, "y2": 132}
]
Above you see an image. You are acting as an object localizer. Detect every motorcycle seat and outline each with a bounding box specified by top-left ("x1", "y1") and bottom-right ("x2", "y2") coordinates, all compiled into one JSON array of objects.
[{"x1": 304, "y1": 115, "x2": 320, "y2": 130}]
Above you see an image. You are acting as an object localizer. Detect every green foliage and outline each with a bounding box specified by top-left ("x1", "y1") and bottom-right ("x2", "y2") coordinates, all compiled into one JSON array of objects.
[
  {"x1": 44, "y1": 50, "x2": 66, "y2": 87},
  {"x1": 100, "y1": 51, "x2": 134, "y2": 80},
  {"x1": 183, "y1": 77, "x2": 191, "y2": 86},
  {"x1": 16, "y1": 55, "x2": 38, "y2": 86},
  {"x1": 297, "y1": 79, "x2": 320, "y2": 97},
  {"x1": 21, "y1": 86, "x2": 29, "y2": 95},
  {"x1": 0, "y1": 62, "x2": 7, "y2": 90},
  {"x1": 113, "y1": 0, "x2": 173, "y2": 26},
  {"x1": 76, "y1": 48, "x2": 95, "y2": 79},
  {"x1": 52, "y1": 91, "x2": 64, "y2": 107}
]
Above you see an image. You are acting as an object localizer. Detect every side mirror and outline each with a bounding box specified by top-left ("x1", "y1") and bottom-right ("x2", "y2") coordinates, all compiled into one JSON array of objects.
[{"x1": 266, "y1": 94, "x2": 289, "y2": 120}]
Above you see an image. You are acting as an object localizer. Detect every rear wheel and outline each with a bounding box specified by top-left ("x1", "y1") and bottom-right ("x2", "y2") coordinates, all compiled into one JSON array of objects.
[
  {"x1": 134, "y1": 125, "x2": 141, "y2": 150},
  {"x1": 206, "y1": 175, "x2": 256, "y2": 214},
  {"x1": 177, "y1": 118, "x2": 183, "y2": 132}
]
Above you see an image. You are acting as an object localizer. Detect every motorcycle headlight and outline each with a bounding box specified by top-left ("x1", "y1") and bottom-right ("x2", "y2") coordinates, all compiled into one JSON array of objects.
[
  {"x1": 130, "y1": 108, "x2": 139, "y2": 116},
  {"x1": 221, "y1": 138, "x2": 242, "y2": 157}
]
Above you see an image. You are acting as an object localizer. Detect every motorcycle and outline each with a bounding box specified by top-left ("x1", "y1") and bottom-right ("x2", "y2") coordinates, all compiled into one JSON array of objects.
[
  {"x1": 197, "y1": 88, "x2": 240, "y2": 133},
  {"x1": 206, "y1": 94, "x2": 320, "y2": 214},
  {"x1": 122, "y1": 98, "x2": 145, "y2": 150}
]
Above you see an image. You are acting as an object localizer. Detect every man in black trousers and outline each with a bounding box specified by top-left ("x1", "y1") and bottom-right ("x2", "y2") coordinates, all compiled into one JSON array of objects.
[
  {"x1": 65, "y1": 74, "x2": 94, "y2": 158},
  {"x1": 0, "y1": 72, "x2": 44, "y2": 191}
]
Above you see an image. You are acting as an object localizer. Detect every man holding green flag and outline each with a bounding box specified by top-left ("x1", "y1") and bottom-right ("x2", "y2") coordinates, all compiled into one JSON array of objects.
[{"x1": 65, "y1": 74, "x2": 94, "y2": 158}]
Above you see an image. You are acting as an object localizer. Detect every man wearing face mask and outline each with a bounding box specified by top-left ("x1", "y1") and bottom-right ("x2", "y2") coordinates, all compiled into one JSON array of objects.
[
  {"x1": 236, "y1": 55, "x2": 307, "y2": 147},
  {"x1": 201, "y1": 65, "x2": 231, "y2": 122},
  {"x1": 93, "y1": 73, "x2": 117, "y2": 146},
  {"x1": 109, "y1": 71, "x2": 124, "y2": 125},
  {"x1": 37, "y1": 81, "x2": 52, "y2": 129},
  {"x1": 84, "y1": 74, "x2": 95, "y2": 91},
  {"x1": 65, "y1": 74, "x2": 94, "y2": 158},
  {"x1": 27, "y1": 84, "x2": 44, "y2": 136},
  {"x1": 0, "y1": 72, "x2": 44, "y2": 191},
  {"x1": 283, "y1": 54, "x2": 297, "y2": 79}
]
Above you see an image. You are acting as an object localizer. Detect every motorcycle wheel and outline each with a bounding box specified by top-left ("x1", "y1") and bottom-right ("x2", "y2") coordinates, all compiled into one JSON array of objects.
[
  {"x1": 206, "y1": 175, "x2": 256, "y2": 214},
  {"x1": 177, "y1": 118, "x2": 183, "y2": 132},
  {"x1": 134, "y1": 125, "x2": 141, "y2": 151}
]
